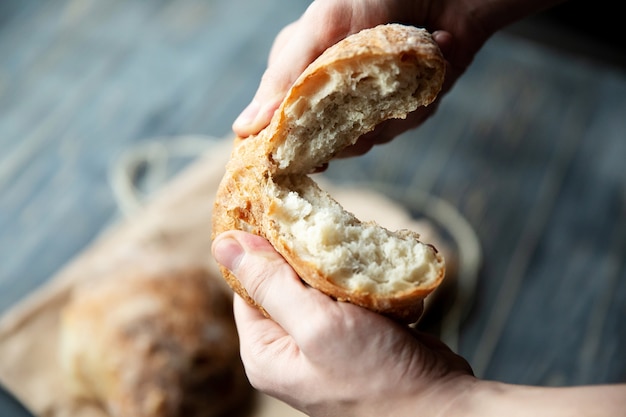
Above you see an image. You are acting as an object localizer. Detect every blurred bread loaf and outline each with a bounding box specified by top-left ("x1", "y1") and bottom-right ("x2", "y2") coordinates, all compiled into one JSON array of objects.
[
  {"x1": 212, "y1": 24, "x2": 447, "y2": 322},
  {"x1": 59, "y1": 267, "x2": 251, "y2": 417}
]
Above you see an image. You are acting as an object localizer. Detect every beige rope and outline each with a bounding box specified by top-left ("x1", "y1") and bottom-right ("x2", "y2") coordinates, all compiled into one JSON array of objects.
[{"x1": 108, "y1": 135, "x2": 221, "y2": 217}]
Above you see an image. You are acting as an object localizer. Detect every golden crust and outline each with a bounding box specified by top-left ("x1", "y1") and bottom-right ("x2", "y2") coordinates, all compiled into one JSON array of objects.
[{"x1": 212, "y1": 24, "x2": 446, "y2": 322}]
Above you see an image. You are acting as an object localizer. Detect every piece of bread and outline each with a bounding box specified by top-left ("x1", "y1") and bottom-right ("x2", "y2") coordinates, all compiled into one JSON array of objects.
[
  {"x1": 59, "y1": 267, "x2": 252, "y2": 417},
  {"x1": 212, "y1": 24, "x2": 446, "y2": 322}
]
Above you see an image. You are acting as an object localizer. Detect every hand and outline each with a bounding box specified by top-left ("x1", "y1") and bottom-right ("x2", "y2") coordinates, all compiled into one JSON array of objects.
[
  {"x1": 212, "y1": 230, "x2": 475, "y2": 417},
  {"x1": 231, "y1": 0, "x2": 493, "y2": 156},
  {"x1": 232, "y1": 0, "x2": 569, "y2": 156}
]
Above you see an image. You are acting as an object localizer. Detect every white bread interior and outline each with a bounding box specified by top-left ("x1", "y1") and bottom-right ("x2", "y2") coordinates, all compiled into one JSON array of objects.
[
  {"x1": 272, "y1": 34, "x2": 444, "y2": 174},
  {"x1": 269, "y1": 175, "x2": 442, "y2": 295}
]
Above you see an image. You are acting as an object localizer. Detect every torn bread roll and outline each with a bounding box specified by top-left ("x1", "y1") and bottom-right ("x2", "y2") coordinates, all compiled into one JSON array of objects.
[{"x1": 212, "y1": 24, "x2": 446, "y2": 322}]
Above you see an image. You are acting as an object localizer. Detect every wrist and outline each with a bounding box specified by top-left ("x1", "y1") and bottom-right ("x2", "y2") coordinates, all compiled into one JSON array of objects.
[
  {"x1": 367, "y1": 374, "x2": 480, "y2": 417},
  {"x1": 448, "y1": 379, "x2": 626, "y2": 417},
  {"x1": 340, "y1": 373, "x2": 478, "y2": 417},
  {"x1": 431, "y1": 374, "x2": 483, "y2": 417}
]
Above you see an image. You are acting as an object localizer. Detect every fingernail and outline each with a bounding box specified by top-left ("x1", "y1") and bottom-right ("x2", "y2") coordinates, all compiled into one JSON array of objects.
[
  {"x1": 212, "y1": 236, "x2": 245, "y2": 273},
  {"x1": 432, "y1": 30, "x2": 453, "y2": 56},
  {"x1": 233, "y1": 100, "x2": 261, "y2": 132}
]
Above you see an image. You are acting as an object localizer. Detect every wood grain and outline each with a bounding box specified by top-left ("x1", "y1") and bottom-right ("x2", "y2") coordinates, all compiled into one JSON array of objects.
[{"x1": 1, "y1": 0, "x2": 625, "y2": 400}]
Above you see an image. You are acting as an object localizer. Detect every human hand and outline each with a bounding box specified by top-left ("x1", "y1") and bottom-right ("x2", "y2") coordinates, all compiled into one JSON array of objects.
[
  {"x1": 232, "y1": 0, "x2": 491, "y2": 157},
  {"x1": 212, "y1": 230, "x2": 475, "y2": 417}
]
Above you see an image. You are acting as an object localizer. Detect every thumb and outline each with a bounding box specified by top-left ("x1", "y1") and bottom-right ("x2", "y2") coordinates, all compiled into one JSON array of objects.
[
  {"x1": 232, "y1": 22, "x2": 304, "y2": 137},
  {"x1": 231, "y1": 74, "x2": 286, "y2": 138},
  {"x1": 212, "y1": 231, "x2": 338, "y2": 339},
  {"x1": 232, "y1": 5, "x2": 347, "y2": 137},
  {"x1": 212, "y1": 231, "x2": 299, "y2": 313}
]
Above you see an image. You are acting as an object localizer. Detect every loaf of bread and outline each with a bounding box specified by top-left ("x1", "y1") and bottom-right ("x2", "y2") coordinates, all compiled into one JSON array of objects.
[
  {"x1": 59, "y1": 267, "x2": 252, "y2": 417},
  {"x1": 212, "y1": 24, "x2": 446, "y2": 322}
]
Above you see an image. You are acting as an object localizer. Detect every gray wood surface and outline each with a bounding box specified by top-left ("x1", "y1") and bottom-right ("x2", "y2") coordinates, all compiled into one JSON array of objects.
[{"x1": 1, "y1": 0, "x2": 625, "y2": 397}]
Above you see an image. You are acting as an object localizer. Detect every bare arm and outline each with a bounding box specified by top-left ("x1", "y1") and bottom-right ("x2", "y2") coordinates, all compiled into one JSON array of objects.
[
  {"x1": 455, "y1": 381, "x2": 626, "y2": 417},
  {"x1": 212, "y1": 231, "x2": 626, "y2": 417}
]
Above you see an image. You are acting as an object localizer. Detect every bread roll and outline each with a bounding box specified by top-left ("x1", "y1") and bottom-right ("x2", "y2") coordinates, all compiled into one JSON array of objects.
[
  {"x1": 212, "y1": 24, "x2": 446, "y2": 322},
  {"x1": 59, "y1": 267, "x2": 252, "y2": 417}
]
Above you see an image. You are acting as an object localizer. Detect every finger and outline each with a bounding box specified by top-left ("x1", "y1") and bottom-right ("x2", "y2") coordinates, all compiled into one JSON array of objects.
[
  {"x1": 212, "y1": 231, "x2": 338, "y2": 340},
  {"x1": 231, "y1": 15, "x2": 326, "y2": 137},
  {"x1": 233, "y1": 292, "x2": 280, "y2": 342},
  {"x1": 233, "y1": 292, "x2": 287, "y2": 362},
  {"x1": 432, "y1": 30, "x2": 454, "y2": 58},
  {"x1": 231, "y1": 23, "x2": 301, "y2": 138},
  {"x1": 233, "y1": 294, "x2": 309, "y2": 393},
  {"x1": 232, "y1": 1, "x2": 384, "y2": 138}
]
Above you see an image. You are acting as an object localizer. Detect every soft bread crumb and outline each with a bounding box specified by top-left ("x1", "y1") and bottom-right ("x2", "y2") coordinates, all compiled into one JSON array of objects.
[
  {"x1": 274, "y1": 56, "x2": 438, "y2": 174},
  {"x1": 269, "y1": 175, "x2": 441, "y2": 295}
]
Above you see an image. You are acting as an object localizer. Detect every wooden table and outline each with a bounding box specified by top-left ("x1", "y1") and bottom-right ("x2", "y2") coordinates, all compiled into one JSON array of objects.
[{"x1": 1, "y1": 0, "x2": 625, "y2": 404}]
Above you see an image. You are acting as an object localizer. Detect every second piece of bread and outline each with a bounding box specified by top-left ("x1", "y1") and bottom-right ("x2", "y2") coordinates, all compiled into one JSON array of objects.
[{"x1": 59, "y1": 267, "x2": 252, "y2": 417}]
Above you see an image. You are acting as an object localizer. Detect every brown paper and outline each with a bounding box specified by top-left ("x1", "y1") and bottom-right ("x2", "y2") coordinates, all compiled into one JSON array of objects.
[{"x1": 0, "y1": 138, "x2": 447, "y2": 417}]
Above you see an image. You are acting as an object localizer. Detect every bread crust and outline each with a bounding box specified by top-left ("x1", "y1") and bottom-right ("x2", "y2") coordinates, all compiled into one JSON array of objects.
[
  {"x1": 212, "y1": 24, "x2": 446, "y2": 322},
  {"x1": 59, "y1": 267, "x2": 252, "y2": 417}
]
